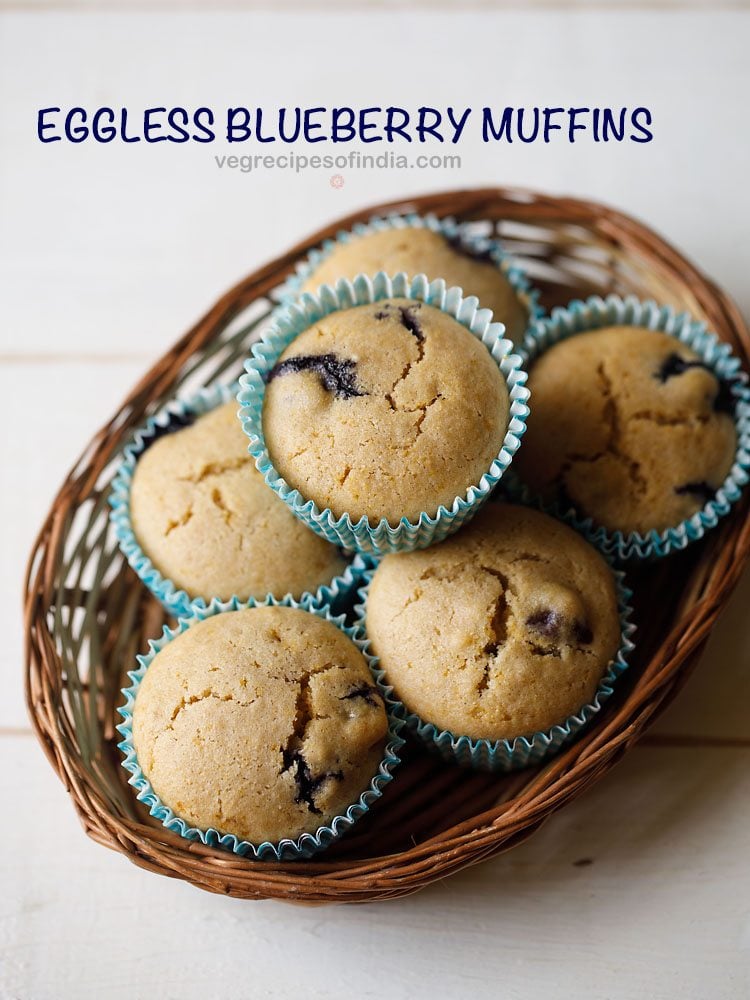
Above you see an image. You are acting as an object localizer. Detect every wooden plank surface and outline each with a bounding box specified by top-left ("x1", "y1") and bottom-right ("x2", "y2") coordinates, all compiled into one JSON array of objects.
[
  {"x1": 2, "y1": 5, "x2": 749, "y2": 999},
  {"x1": 3, "y1": 8, "x2": 750, "y2": 358},
  {"x1": 1, "y1": 733, "x2": 748, "y2": 1000}
]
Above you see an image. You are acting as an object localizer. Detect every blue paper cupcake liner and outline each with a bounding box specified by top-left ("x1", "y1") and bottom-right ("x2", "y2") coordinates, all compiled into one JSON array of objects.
[
  {"x1": 281, "y1": 211, "x2": 543, "y2": 340},
  {"x1": 237, "y1": 272, "x2": 531, "y2": 556},
  {"x1": 108, "y1": 383, "x2": 366, "y2": 618},
  {"x1": 353, "y1": 560, "x2": 636, "y2": 772},
  {"x1": 116, "y1": 593, "x2": 406, "y2": 861},
  {"x1": 509, "y1": 295, "x2": 750, "y2": 561}
]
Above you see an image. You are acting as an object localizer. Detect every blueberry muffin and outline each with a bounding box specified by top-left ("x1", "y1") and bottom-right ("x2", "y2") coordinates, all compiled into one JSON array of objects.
[
  {"x1": 364, "y1": 504, "x2": 621, "y2": 741},
  {"x1": 130, "y1": 401, "x2": 346, "y2": 601},
  {"x1": 301, "y1": 226, "x2": 529, "y2": 341},
  {"x1": 132, "y1": 605, "x2": 388, "y2": 844},
  {"x1": 514, "y1": 327, "x2": 737, "y2": 535},
  {"x1": 262, "y1": 298, "x2": 509, "y2": 524}
]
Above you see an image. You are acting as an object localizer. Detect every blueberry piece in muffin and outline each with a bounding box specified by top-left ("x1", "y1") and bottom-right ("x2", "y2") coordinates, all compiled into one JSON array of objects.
[
  {"x1": 132, "y1": 606, "x2": 389, "y2": 844},
  {"x1": 262, "y1": 298, "x2": 509, "y2": 524},
  {"x1": 658, "y1": 351, "x2": 735, "y2": 415},
  {"x1": 268, "y1": 353, "x2": 366, "y2": 399},
  {"x1": 364, "y1": 504, "x2": 621, "y2": 741},
  {"x1": 514, "y1": 327, "x2": 737, "y2": 535}
]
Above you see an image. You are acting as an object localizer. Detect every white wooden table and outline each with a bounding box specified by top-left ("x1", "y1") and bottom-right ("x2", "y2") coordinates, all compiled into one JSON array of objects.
[{"x1": 1, "y1": 5, "x2": 749, "y2": 998}]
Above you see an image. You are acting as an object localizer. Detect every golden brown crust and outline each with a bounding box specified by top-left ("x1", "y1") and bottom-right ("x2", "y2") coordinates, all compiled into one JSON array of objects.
[
  {"x1": 302, "y1": 226, "x2": 528, "y2": 341},
  {"x1": 366, "y1": 504, "x2": 621, "y2": 740},
  {"x1": 515, "y1": 327, "x2": 737, "y2": 534},
  {"x1": 262, "y1": 299, "x2": 508, "y2": 522},
  {"x1": 133, "y1": 606, "x2": 388, "y2": 844},
  {"x1": 130, "y1": 402, "x2": 346, "y2": 600}
]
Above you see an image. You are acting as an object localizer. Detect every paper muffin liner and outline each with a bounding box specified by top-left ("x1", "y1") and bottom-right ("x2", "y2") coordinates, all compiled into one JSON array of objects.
[
  {"x1": 509, "y1": 295, "x2": 750, "y2": 561},
  {"x1": 281, "y1": 210, "x2": 543, "y2": 338},
  {"x1": 353, "y1": 561, "x2": 635, "y2": 772},
  {"x1": 109, "y1": 383, "x2": 365, "y2": 618},
  {"x1": 116, "y1": 593, "x2": 406, "y2": 861},
  {"x1": 237, "y1": 272, "x2": 530, "y2": 555}
]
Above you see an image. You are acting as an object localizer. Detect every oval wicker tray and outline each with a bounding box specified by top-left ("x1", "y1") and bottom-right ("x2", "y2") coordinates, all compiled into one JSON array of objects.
[{"x1": 24, "y1": 187, "x2": 750, "y2": 903}]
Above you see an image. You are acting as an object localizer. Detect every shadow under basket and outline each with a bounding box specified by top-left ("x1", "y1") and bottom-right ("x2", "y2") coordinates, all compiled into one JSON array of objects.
[{"x1": 24, "y1": 187, "x2": 750, "y2": 904}]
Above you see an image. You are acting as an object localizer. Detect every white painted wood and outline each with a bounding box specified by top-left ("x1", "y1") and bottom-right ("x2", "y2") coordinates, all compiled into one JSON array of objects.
[
  {"x1": 1, "y1": 734, "x2": 748, "y2": 1000},
  {"x1": 2, "y1": 5, "x2": 750, "y2": 998},
  {"x1": 0, "y1": 0, "x2": 742, "y2": 11},
  {"x1": 651, "y1": 564, "x2": 750, "y2": 742},
  {"x1": 2, "y1": 9, "x2": 750, "y2": 357}
]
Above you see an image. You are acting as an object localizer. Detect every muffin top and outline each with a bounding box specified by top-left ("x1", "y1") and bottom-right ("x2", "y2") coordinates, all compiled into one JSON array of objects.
[
  {"x1": 365, "y1": 504, "x2": 621, "y2": 741},
  {"x1": 262, "y1": 298, "x2": 509, "y2": 523},
  {"x1": 514, "y1": 327, "x2": 737, "y2": 535},
  {"x1": 132, "y1": 605, "x2": 388, "y2": 844},
  {"x1": 130, "y1": 401, "x2": 346, "y2": 602},
  {"x1": 301, "y1": 226, "x2": 529, "y2": 342}
]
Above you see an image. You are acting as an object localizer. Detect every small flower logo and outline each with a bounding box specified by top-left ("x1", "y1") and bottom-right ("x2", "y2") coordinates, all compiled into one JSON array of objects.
[{"x1": 330, "y1": 174, "x2": 345, "y2": 189}]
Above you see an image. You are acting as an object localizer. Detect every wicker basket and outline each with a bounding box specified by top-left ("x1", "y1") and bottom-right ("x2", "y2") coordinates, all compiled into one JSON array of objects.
[{"x1": 24, "y1": 187, "x2": 750, "y2": 903}]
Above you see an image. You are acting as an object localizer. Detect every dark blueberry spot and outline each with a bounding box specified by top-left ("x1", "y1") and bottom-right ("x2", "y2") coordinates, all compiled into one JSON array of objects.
[
  {"x1": 398, "y1": 304, "x2": 424, "y2": 342},
  {"x1": 285, "y1": 750, "x2": 343, "y2": 815},
  {"x1": 141, "y1": 411, "x2": 195, "y2": 452},
  {"x1": 526, "y1": 608, "x2": 562, "y2": 639},
  {"x1": 268, "y1": 353, "x2": 365, "y2": 399},
  {"x1": 658, "y1": 353, "x2": 734, "y2": 415},
  {"x1": 340, "y1": 683, "x2": 382, "y2": 708},
  {"x1": 675, "y1": 481, "x2": 717, "y2": 505},
  {"x1": 573, "y1": 857, "x2": 594, "y2": 868},
  {"x1": 573, "y1": 621, "x2": 594, "y2": 645},
  {"x1": 657, "y1": 353, "x2": 709, "y2": 382},
  {"x1": 444, "y1": 232, "x2": 494, "y2": 264},
  {"x1": 713, "y1": 380, "x2": 736, "y2": 415},
  {"x1": 373, "y1": 303, "x2": 424, "y2": 343}
]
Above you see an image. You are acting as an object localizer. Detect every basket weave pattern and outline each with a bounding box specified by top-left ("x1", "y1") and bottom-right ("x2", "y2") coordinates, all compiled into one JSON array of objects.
[{"x1": 24, "y1": 188, "x2": 750, "y2": 903}]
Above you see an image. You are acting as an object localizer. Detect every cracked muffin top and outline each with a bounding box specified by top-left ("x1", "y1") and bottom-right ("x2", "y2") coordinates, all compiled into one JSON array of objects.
[
  {"x1": 514, "y1": 327, "x2": 737, "y2": 535},
  {"x1": 365, "y1": 504, "x2": 621, "y2": 741},
  {"x1": 262, "y1": 298, "x2": 509, "y2": 523},
  {"x1": 132, "y1": 605, "x2": 389, "y2": 844},
  {"x1": 130, "y1": 401, "x2": 346, "y2": 601},
  {"x1": 301, "y1": 226, "x2": 529, "y2": 342}
]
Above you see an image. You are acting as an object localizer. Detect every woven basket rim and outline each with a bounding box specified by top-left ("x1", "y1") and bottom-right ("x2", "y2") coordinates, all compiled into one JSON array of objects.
[{"x1": 23, "y1": 185, "x2": 750, "y2": 903}]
